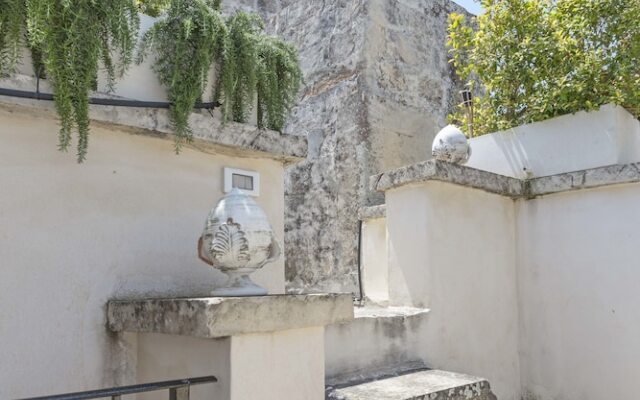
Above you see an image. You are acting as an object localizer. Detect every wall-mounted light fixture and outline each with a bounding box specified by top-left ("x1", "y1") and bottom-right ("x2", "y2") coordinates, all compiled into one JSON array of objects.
[
  {"x1": 224, "y1": 167, "x2": 260, "y2": 197},
  {"x1": 460, "y1": 86, "x2": 474, "y2": 137}
]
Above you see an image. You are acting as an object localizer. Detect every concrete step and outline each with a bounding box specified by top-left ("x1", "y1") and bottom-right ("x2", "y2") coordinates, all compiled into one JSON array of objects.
[
  {"x1": 326, "y1": 369, "x2": 497, "y2": 400},
  {"x1": 325, "y1": 306, "x2": 429, "y2": 383}
]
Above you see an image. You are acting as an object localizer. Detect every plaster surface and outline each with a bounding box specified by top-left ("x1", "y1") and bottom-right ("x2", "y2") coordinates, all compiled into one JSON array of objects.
[
  {"x1": 230, "y1": 327, "x2": 325, "y2": 400},
  {"x1": 325, "y1": 306, "x2": 428, "y2": 385},
  {"x1": 466, "y1": 104, "x2": 640, "y2": 179},
  {"x1": 360, "y1": 216, "x2": 389, "y2": 304},
  {"x1": 385, "y1": 182, "x2": 521, "y2": 400},
  {"x1": 136, "y1": 327, "x2": 325, "y2": 400},
  {"x1": 372, "y1": 154, "x2": 640, "y2": 399},
  {"x1": 108, "y1": 294, "x2": 354, "y2": 338},
  {"x1": 136, "y1": 333, "x2": 230, "y2": 400},
  {"x1": 516, "y1": 184, "x2": 640, "y2": 400},
  {"x1": 0, "y1": 108, "x2": 286, "y2": 398}
]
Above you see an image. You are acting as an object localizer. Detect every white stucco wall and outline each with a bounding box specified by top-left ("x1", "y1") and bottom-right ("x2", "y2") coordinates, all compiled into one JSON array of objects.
[
  {"x1": 516, "y1": 184, "x2": 640, "y2": 400},
  {"x1": 385, "y1": 182, "x2": 521, "y2": 400},
  {"x1": 360, "y1": 217, "x2": 389, "y2": 304},
  {"x1": 137, "y1": 327, "x2": 324, "y2": 400},
  {"x1": 466, "y1": 105, "x2": 640, "y2": 179},
  {"x1": 0, "y1": 108, "x2": 285, "y2": 398}
]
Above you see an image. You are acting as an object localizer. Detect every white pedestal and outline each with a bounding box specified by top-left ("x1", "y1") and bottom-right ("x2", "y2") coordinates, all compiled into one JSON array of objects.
[{"x1": 108, "y1": 294, "x2": 353, "y2": 400}]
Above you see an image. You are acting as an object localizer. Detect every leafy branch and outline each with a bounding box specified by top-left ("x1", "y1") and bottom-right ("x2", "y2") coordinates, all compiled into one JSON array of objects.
[{"x1": 447, "y1": 0, "x2": 640, "y2": 136}]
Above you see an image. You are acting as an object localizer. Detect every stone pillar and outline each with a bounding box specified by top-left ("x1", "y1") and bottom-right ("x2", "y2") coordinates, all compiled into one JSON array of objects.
[
  {"x1": 229, "y1": 327, "x2": 324, "y2": 400},
  {"x1": 107, "y1": 294, "x2": 353, "y2": 400},
  {"x1": 373, "y1": 160, "x2": 522, "y2": 399}
]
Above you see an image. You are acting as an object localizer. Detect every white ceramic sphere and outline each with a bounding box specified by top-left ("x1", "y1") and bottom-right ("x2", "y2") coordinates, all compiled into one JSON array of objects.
[{"x1": 432, "y1": 124, "x2": 471, "y2": 164}]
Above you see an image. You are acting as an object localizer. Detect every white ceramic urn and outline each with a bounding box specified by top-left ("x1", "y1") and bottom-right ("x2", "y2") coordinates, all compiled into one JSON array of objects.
[
  {"x1": 198, "y1": 188, "x2": 281, "y2": 296},
  {"x1": 432, "y1": 124, "x2": 471, "y2": 164}
]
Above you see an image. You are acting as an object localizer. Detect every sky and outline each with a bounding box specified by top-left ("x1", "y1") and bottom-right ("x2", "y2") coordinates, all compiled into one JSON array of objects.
[{"x1": 452, "y1": 0, "x2": 483, "y2": 15}]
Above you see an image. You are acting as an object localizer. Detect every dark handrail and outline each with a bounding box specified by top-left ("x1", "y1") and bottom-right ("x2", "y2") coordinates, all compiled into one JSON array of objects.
[
  {"x1": 16, "y1": 376, "x2": 217, "y2": 400},
  {"x1": 0, "y1": 87, "x2": 219, "y2": 109}
]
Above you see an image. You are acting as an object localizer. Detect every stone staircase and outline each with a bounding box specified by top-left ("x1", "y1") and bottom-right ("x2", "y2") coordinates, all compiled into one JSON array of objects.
[
  {"x1": 326, "y1": 369, "x2": 497, "y2": 400},
  {"x1": 325, "y1": 306, "x2": 429, "y2": 383},
  {"x1": 325, "y1": 306, "x2": 498, "y2": 399}
]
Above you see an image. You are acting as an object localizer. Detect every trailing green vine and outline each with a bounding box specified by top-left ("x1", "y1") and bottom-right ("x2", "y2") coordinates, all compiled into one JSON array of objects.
[
  {"x1": 0, "y1": 0, "x2": 301, "y2": 160},
  {"x1": 255, "y1": 35, "x2": 302, "y2": 131},
  {"x1": 0, "y1": 0, "x2": 26, "y2": 74},
  {"x1": 138, "y1": 0, "x2": 226, "y2": 150},
  {"x1": 136, "y1": 0, "x2": 172, "y2": 17},
  {"x1": 143, "y1": 2, "x2": 302, "y2": 149},
  {"x1": 217, "y1": 12, "x2": 261, "y2": 124},
  {"x1": 26, "y1": 0, "x2": 140, "y2": 161}
]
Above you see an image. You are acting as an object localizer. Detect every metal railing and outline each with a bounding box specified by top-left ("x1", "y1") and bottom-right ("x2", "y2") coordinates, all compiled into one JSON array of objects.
[{"x1": 16, "y1": 376, "x2": 217, "y2": 400}]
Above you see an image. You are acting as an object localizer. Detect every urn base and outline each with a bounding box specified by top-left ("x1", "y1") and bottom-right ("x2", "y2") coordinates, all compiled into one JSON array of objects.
[{"x1": 212, "y1": 273, "x2": 268, "y2": 297}]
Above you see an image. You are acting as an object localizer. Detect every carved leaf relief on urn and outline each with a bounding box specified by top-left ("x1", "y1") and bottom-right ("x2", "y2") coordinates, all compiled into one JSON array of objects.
[{"x1": 209, "y1": 218, "x2": 250, "y2": 269}]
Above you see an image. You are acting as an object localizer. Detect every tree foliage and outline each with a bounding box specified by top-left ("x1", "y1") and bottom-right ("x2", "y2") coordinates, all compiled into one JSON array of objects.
[{"x1": 448, "y1": 0, "x2": 640, "y2": 136}]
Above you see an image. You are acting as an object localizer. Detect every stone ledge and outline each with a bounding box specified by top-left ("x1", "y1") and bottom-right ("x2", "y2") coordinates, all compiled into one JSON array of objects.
[
  {"x1": 371, "y1": 159, "x2": 640, "y2": 199},
  {"x1": 527, "y1": 162, "x2": 640, "y2": 197},
  {"x1": 326, "y1": 369, "x2": 497, "y2": 400},
  {"x1": 0, "y1": 74, "x2": 307, "y2": 164},
  {"x1": 370, "y1": 159, "x2": 523, "y2": 198},
  {"x1": 353, "y1": 305, "x2": 428, "y2": 319},
  {"x1": 358, "y1": 205, "x2": 386, "y2": 220},
  {"x1": 107, "y1": 293, "x2": 353, "y2": 339}
]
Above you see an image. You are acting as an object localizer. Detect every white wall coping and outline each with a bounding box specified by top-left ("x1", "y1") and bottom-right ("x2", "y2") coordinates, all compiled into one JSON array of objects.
[
  {"x1": 371, "y1": 160, "x2": 523, "y2": 197},
  {"x1": 107, "y1": 294, "x2": 354, "y2": 338},
  {"x1": 371, "y1": 159, "x2": 640, "y2": 199},
  {"x1": 0, "y1": 74, "x2": 307, "y2": 163},
  {"x1": 466, "y1": 104, "x2": 640, "y2": 179}
]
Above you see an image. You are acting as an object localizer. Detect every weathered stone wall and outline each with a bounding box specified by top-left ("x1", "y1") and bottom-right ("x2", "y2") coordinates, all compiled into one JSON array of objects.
[{"x1": 226, "y1": 0, "x2": 468, "y2": 293}]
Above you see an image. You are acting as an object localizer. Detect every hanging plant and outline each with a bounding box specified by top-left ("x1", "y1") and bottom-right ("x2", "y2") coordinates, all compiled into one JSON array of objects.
[
  {"x1": 255, "y1": 35, "x2": 302, "y2": 132},
  {"x1": 217, "y1": 11, "x2": 302, "y2": 132},
  {"x1": 28, "y1": 42, "x2": 46, "y2": 79},
  {"x1": 0, "y1": 0, "x2": 301, "y2": 160},
  {"x1": 136, "y1": 0, "x2": 171, "y2": 17},
  {"x1": 25, "y1": 0, "x2": 140, "y2": 162},
  {"x1": 216, "y1": 11, "x2": 261, "y2": 124},
  {"x1": 138, "y1": 0, "x2": 226, "y2": 150},
  {"x1": 141, "y1": 2, "x2": 302, "y2": 151},
  {"x1": 0, "y1": 0, "x2": 25, "y2": 74}
]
